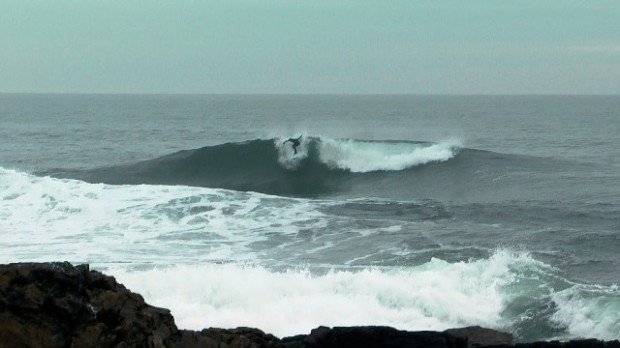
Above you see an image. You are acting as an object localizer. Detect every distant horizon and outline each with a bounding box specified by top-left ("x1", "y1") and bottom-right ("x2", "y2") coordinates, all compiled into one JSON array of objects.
[
  {"x1": 2, "y1": 92, "x2": 619, "y2": 97},
  {"x1": 2, "y1": 1, "x2": 619, "y2": 95}
]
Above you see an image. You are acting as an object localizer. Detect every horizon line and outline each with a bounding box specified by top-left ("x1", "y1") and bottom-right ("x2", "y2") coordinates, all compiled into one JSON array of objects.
[{"x1": 1, "y1": 92, "x2": 619, "y2": 97}]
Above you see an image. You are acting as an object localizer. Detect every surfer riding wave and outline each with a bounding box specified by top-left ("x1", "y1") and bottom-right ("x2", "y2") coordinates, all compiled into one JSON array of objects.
[{"x1": 283, "y1": 135, "x2": 302, "y2": 154}]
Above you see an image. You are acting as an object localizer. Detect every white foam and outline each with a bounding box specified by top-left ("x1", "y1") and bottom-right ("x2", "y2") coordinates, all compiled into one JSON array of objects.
[
  {"x1": 108, "y1": 251, "x2": 521, "y2": 337},
  {"x1": 2, "y1": 167, "x2": 619, "y2": 340},
  {"x1": 0, "y1": 168, "x2": 326, "y2": 264},
  {"x1": 551, "y1": 284, "x2": 620, "y2": 340},
  {"x1": 316, "y1": 139, "x2": 460, "y2": 172},
  {"x1": 273, "y1": 136, "x2": 460, "y2": 172}
]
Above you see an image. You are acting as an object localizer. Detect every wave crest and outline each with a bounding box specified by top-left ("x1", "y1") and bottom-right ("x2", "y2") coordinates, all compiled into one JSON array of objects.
[
  {"x1": 275, "y1": 137, "x2": 459, "y2": 172},
  {"x1": 316, "y1": 138, "x2": 460, "y2": 172},
  {"x1": 107, "y1": 250, "x2": 620, "y2": 341},
  {"x1": 49, "y1": 136, "x2": 463, "y2": 196}
]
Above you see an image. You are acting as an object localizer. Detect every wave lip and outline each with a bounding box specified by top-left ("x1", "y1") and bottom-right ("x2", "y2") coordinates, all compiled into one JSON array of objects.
[
  {"x1": 315, "y1": 138, "x2": 460, "y2": 172},
  {"x1": 49, "y1": 137, "x2": 463, "y2": 197},
  {"x1": 274, "y1": 137, "x2": 461, "y2": 173}
]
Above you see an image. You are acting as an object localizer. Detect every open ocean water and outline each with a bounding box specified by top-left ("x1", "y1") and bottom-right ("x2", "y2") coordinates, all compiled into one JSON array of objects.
[{"x1": 0, "y1": 94, "x2": 619, "y2": 342}]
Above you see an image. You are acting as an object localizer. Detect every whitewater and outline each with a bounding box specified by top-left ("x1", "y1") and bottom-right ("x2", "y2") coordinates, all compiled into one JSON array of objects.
[
  {"x1": 1, "y1": 94, "x2": 619, "y2": 342},
  {"x1": 275, "y1": 137, "x2": 460, "y2": 172},
  {"x1": 1, "y1": 166, "x2": 618, "y2": 341}
]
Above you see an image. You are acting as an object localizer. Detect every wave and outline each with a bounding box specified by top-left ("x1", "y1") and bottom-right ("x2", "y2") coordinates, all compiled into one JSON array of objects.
[
  {"x1": 4, "y1": 168, "x2": 617, "y2": 270},
  {"x1": 274, "y1": 137, "x2": 459, "y2": 172},
  {"x1": 1, "y1": 168, "x2": 618, "y2": 341},
  {"x1": 107, "y1": 251, "x2": 619, "y2": 341},
  {"x1": 0, "y1": 168, "x2": 322, "y2": 264},
  {"x1": 46, "y1": 136, "x2": 508, "y2": 198},
  {"x1": 49, "y1": 136, "x2": 573, "y2": 200}
]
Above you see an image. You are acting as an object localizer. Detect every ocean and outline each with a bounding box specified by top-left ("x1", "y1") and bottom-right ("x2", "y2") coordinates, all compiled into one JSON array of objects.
[{"x1": 1, "y1": 94, "x2": 619, "y2": 342}]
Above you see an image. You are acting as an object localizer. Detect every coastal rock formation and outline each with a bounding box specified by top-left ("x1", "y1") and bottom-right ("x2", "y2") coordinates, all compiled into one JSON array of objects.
[
  {"x1": 0, "y1": 262, "x2": 176, "y2": 347},
  {"x1": 169, "y1": 327, "x2": 283, "y2": 348},
  {"x1": 282, "y1": 326, "x2": 470, "y2": 347},
  {"x1": 0, "y1": 262, "x2": 618, "y2": 348},
  {"x1": 445, "y1": 326, "x2": 513, "y2": 347}
]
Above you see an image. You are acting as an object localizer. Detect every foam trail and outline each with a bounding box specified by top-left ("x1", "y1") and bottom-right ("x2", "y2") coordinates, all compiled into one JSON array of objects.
[{"x1": 316, "y1": 139, "x2": 460, "y2": 172}]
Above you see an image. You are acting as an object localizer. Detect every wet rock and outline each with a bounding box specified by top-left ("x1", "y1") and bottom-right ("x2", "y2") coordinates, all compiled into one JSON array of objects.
[
  {"x1": 445, "y1": 326, "x2": 513, "y2": 347},
  {"x1": 282, "y1": 325, "x2": 468, "y2": 348},
  {"x1": 0, "y1": 262, "x2": 175, "y2": 348},
  {"x1": 172, "y1": 327, "x2": 284, "y2": 348}
]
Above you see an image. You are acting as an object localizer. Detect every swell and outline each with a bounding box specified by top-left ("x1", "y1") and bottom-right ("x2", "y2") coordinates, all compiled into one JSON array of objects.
[
  {"x1": 50, "y1": 137, "x2": 573, "y2": 199},
  {"x1": 54, "y1": 138, "x2": 344, "y2": 196}
]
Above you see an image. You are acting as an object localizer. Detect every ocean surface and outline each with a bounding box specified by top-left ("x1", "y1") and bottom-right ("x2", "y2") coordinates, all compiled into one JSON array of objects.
[{"x1": 1, "y1": 94, "x2": 619, "y2": 341}]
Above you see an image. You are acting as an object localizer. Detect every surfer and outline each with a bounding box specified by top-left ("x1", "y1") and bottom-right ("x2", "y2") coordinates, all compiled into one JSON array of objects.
[{"x1": 283, "y1": 135, "x2": 302, "y2": 154}]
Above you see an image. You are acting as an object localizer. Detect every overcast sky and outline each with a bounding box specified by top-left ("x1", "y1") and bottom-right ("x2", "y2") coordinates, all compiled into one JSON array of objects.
[{"x1": 1, "y1": 1, "x2": 619, "y2": 94}]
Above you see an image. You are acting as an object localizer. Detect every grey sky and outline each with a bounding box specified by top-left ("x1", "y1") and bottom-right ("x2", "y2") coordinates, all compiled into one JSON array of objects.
[{"x1": 1, "y1": 0, "x2": 619, "y2": 94}]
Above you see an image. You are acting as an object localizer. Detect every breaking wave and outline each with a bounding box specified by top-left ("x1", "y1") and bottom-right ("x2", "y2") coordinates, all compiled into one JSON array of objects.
[
  {"x1": 1, "y1": 168, "x2": 618, "y2": 341},
  {"x1": 108, "y1": 251, "x2": 620, "y2": 341},
  {"x1": 46, "y1": 136, "x2": 577, "y2": 199},
  {"x1": 48, "y1": 137, "x2": 472, "y2": 197},
  {"x1": 274, "y1": 137, "x2": 459, "y2": 172}
]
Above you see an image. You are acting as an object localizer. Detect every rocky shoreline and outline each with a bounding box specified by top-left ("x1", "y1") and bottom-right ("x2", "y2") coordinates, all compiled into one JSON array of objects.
[{"x1": 0, "y1": 262, "x2": 617, "y2": 348}]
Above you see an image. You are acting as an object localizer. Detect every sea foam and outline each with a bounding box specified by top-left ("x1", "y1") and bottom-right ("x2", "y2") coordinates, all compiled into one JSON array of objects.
[
  {"x1": 1, "y1": 167, "x2": 618, "y2": 341},
  {"x1": 0, "y1": 167, "x2": 325, "y2": 264},
  {"x1": 108, "y1": 252, "x2": 515, "y2": 337},
  {"x1": 274, "y1": 136, "x2": 460, "y2": 172},
  {"x1": 106, "y1": 250, "x2": 620, "y2": 340},
  {"x1": 316, "y1": 138, "x2": 460, "y2": 172}
]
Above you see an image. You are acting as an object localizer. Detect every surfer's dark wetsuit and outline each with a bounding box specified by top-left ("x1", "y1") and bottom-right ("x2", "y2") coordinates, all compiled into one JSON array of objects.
[{"x1": 283, "y1": 136, "x2": 302, "y2": 154}]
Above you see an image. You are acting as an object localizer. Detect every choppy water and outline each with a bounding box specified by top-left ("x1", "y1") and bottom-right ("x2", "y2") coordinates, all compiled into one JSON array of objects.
[{"x1": 1, "y1": 94, "x2": 619, "y2": 341}]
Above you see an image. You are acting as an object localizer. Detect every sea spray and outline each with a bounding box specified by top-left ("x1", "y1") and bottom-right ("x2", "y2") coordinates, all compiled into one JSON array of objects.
[
  {"x1": 107, "y1": 252, "x2": 514, "y2": 337},
  {"x1": 104, "y1": 250, "x2": 620, "y2": 341},
  {"x1": 316, "y1": 138, "x2": 461, "y2": 172}
]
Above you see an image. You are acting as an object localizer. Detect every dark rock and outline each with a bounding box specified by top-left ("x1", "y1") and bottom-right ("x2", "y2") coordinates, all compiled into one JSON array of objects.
[
  {"x1": 281, "y1": 334, "x2": 308, "y2": 348},
  {"x1": 0, "y1": 262, "x2": 285, "y2": 348},
  {"x1": 171, "y1": 327, "x2": 284, "y2": 348},
  {"x1": 445, "y1": 326, "x2": 513, "y2": 347},
  {"x1": 0, "y1": 262, "x2": 176, "y2": 348},
  {"x1": 284, "y1": 325, "x2": 469, "y2": 348}
]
